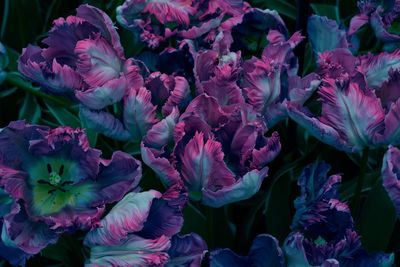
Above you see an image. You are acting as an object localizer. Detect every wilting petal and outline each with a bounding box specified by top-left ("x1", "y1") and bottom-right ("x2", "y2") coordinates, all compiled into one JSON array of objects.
[
  {"x1": 85, "y1": 191, "x2": 161, "y2": 246},
  {"x1": 123, "y1": 87, "x2": 158, "y2": 143},
  {"x1": 94, "y1": 151, "x2": 142, "y2": 205},
  {"x1": 75, "y1": 37, "x2": 123, "y2": 87},
  {"x1": 211, "y1": 234, "x2": 284, "y2": 267},
  {"x1": 202, "y1": 168, "x2": 267, "y2": 208},
  {"x1": 381, "y1": 146, "x2": 400, "y2": 216},
  {"x1": 307, "y1": 15, "x2": 348, "y2": 52},
  {"x1": 79, "y1": 107, "x2": 131, "y2": 141},
  {"x1": 76, "y1": 4, "x2": 125, "y2": 59},
  {"x1": 75, "y1": 77, "x2": 127, "y2": 109},
  {"x1": 180, "y1": 132, "x2": 236, "y2": 194},
  {"x1": 167, "y1": 233, "x2": 207, "y2": 267},
  {"x1": 86, "y1": 234, "x2": 171, "y2": 267}
]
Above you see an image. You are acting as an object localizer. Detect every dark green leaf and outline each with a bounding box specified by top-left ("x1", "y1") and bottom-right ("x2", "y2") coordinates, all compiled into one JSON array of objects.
[
  {"x1": 356, "y1": 180, "x2": 397, "y2": 251},
  {"x1": 19, "y1": 94, "x2": 41, "y2": 123},
  {"x1": 44, "y1": 100, "x2": 80, "y2": 128}
]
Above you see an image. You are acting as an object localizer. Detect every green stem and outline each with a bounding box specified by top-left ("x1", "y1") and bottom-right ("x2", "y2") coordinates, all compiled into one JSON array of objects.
[
  {"x1": 1, "y1": 0, "x2": 9, "y2": 39},
  {"x1": 351, "y1": 147, "x2": 370, "y2": 217},
  {"x1": 205, "y1": 206, "x2": 214, "y2": 249},
  {"x1": 5, "y1": 72, "x2": 77, "y2": 113}
]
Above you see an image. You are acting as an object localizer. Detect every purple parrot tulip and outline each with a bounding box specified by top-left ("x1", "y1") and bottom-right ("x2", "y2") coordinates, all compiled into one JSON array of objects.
[
  {"x1": 18, "y1": 4, "x2": 142, "y2": 109},
  {"x1": 80, "y1": 70, "x2": 190, "y2": 142},
  {"x1": 349, "y1": 0, "x2": 400, "y2": 50},
  {"x1": 0, "y1": 121, "x2": 142, "y2": 259},
  {"x1": 141, "y1": 94, "x2": 280, "y2": 207},
  {"x1": 210, "y1": 234, "x2": 285, "y2": 267},
  {"x1": 284, "y1": 162, "x2": 394, "y2": 267},
  {"x1": 116, "y1": 0, "x2": 249, "y2": 49},
  {"x1": 84, "y1": 183, "x2": 207, "y2": 266},
  {"x1": 381, "y1": 145, "x2": 400, "y2": 216},
  {"x1": 287, "y1": 48, "x2": 400, "y2": 152}
]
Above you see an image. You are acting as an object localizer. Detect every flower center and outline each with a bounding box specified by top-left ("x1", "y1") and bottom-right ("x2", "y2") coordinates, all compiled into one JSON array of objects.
[{"x1": 49, "y1": 171, "x2": 62, "y2": 186}]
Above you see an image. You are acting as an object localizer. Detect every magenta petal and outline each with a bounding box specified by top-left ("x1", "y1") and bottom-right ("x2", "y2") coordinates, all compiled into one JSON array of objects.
[
  {"x1": 84, "y1": 190, "x2": 161, "y2": 246},
  {"x1": 251, "y1": 131, "x2": 281, "y2": 168},
  {"x1": 202, "y1": 168, "x2": 267, "y2": 208},
  {"x1": 144, "y1": 0, "x2": 195, "y2": 26},
  {"x1": 123, "y1": 87, "x2": 158, "y2": 143},
  {"x1": 94, "y1": 151, "x2": 142, "y2": 205},
  {"x1": 141, "y1": 144, "x2": 181, "y2": 186},
  {"x1": 75, "y1": 37, "x2": 123, "y2": 87},
  {"x1": 381, "y1": 146, "x2": 400, "y2": 216},
  {"x1": 75, "y1": 77, "x2": 127, "y2": 109},
  {"x1": 76, "y1": 4, "x2": 125, "y2": 59},
  {"x1": 162, "y1": 76, "x2": 190, "y2": 116},
  {"x1": 180, "y1": 132, "x2": 236, "y2": 193},
  {"x1": 167, "y1": 233, "x2": 208, "y2": 267},
  {"x1": 3, "y1": 204, "x2": 58, "y2": 255},
  {"x1": 79, "y1": 107, "x2": 131, "y2": 141},
  {"x1": 348, "y1": 14, "x2": 369, "y2": 36}
]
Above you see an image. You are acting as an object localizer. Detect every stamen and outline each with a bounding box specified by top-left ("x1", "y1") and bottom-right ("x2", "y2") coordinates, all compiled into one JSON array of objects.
[
  {"x1": 61, "y1": 181, "x2": 74, "y2": 186},
  {"x1": 37, "y1": 179, "x2": 52, "y2": 186},
  {"x1": 48, "y1": 188, "x2": 57, "y2": 194}
]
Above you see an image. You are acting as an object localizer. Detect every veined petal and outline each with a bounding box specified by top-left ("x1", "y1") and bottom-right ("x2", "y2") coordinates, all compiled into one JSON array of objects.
[
  {"x1": 307, "y1": 15, "x2": 348, "y2": 52},
  {"x1": 75, "y1": 37, "x2": 123, "y2": 87},
  {"x1": 348, "y1": 14, "x2": 369, "y2": 36},
  {"x1": 180, "y1": 132, "x2": 235, "y2": 194},
  {"x1": 242, "y1": 58, "x2": 281, "y2": 114},
  {"x1": 94, "y1": 151, "x2": 142, "y2": 205},
  {"x1": 359, "y1": 49, "x2": 400, "y2": 88},
  {"x1": 202, "y1": 168, "x2": 267, "y2": 208},
  {"x1": 75, "y1": 77, "x2": 127, "y2": 109},
  {"x1": 286, "y1": 102, "x2": 350, "y2": 152},
  {"x1": 84, "y1": 191, "x2": 161, "y2": 246},
  {"x1": 162, "y1": 76, "x2": 190, "y2": 116},
  {"x1": 370, "y1": 7, "x2": 400, "y2": 43},
  {"x1": 86, "y1": 234, "x2": 171, "y2": 267},
  {"x1": 123, "y1": 87, "x2": 158, "y2": 143},
  {"x1": 144, "y1": 0, "x2": 195, "y2": 26},
  {"x1": 141, "y1": 144, "x2": 181, "y2": 186},
  {"x1": 3, "y1": 204, "x2": 58, "y2": 255},
  {"x1": 318, "y1": 79, "x2": 384, "y2": 150},
  {"x1": 76, "y1": 4, "x2": 125, "y2": 59},
  {"x1": 381, "y1": 146, "x2": 400, "y2": 216},
  {"x1": 79, "y1": 107, "x2": 131, "y2": 141},
  {"x1": 144, "y1": 108, "x2": 180, "y2": 150},
  {"x1": 167, "y1": 233, "x2": 207, "y2": 267}
]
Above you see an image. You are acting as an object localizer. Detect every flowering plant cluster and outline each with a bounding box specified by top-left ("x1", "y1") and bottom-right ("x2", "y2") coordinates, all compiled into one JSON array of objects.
[{"x1": 0, "y1": 0, "x2": 400, "y2": 266}]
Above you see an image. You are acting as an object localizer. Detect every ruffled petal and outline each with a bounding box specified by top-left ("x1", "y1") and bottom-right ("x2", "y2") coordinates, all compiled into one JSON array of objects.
[
  {"x1": 86, "y1": 234, "x2": 171, "y2": 267},
  {"x1": 381, "y1": 146, "x2": 400, "y2": 216},
  {"x1": 123, "y1": 87, "x2": 158, "y2": 143},
  {"x1": 94, "y1": 151, "x2": 142, "y2": 205},
  {"x1": 202, "y1": 168, "x2": 267, "y2": 208},
  {"x1": 370, "y1": 7, "x2": 400, "y2": 43},
  {"x1": 144, "y1": 0, "x2": 195, "y2": 26},
  {"x1": 84, "y1": 191, "x2": 161, "y2": 246},
  {"x1": 179, "y1": 132, "x2": 236, "y2": 194},
  {"x1": 75, "y1": 77, "x2": 127, "y2": 109},
  {"x1": 79, "y1": 107, "x2": 131, "y2": 141},
  {"x1": 307, "y1": 15, "x2": 348, "y2": 52},
  {"x1": 167, "y1": 233, "x2": 207, "y2": 267},
  {"x1": 76, "y1": 4, "x2": 125, "y2": 59},
  {"x1": 75, "y1": 37, "x2": 123, "y2": 87},
  {"x1": 286, "y1": 102, "x2": 350, "y2": 152}
]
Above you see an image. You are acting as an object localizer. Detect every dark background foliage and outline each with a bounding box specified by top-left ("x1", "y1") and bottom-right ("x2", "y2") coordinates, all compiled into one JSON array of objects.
[{"x1": 0, "y1": 0, "x2": 399, "y2": 266}]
